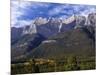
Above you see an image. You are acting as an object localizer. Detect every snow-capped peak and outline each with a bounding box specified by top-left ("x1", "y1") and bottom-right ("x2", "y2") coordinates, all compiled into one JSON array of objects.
[
  {"x1": 22, "y1": 13, "x2": 96, "y2": 35},
  {"x1": 62, "y1": 15, "x2": 75, "y2": 24},
  {"x1": 34, "y1": 17, "x2": 48, "y2": 25}
]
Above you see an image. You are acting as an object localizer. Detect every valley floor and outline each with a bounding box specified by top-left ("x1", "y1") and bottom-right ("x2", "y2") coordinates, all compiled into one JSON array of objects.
[{"x1": 11, "y1": 56, "x2": 96, "y2": 74}]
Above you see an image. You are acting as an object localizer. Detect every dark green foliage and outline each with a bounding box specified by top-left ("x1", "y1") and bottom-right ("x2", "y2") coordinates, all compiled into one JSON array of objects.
[
  {"x1": 67, "y1": 56, "x2": 77, "y2": 64},
  {"x1": 11, "y1": 56, "x2": 95, "y2": 74},
  {"x1": 80, "y1": 62, "x2": 95, "y2": 70},
  {"x1": 29, "y1": 59, "x2": 40, "y2": 73},
  {"x1": 66, "y1": 56, "x2": 80, "y2": 70},
  {"x1": 11, "y1": 58, "x2": 40, "y2": 74}
]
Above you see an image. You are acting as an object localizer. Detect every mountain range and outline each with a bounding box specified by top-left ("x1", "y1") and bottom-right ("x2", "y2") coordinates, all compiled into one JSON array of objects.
[{"x1": 11, "y1": 13, "x2": 96, "y2": 61}]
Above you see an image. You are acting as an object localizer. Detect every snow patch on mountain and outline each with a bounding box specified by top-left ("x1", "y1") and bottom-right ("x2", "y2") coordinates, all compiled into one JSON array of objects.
[
  {"x1": 42, "y1": 40, "x2": 56, "y2": 44},
  {"x1": 62, "y1": 15, "x2": 75, "y2": 24}
]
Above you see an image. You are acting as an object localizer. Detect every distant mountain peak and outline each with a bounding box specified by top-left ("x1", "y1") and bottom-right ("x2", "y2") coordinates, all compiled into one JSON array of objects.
[
  {"x1": 62, "y1": 15, "x2": 75, "y2": 24},
  {"x1": 16, "y1": 13, "x2": 96, "y2": 37},
  {"x1": 22, "y1": 23, "x2": 37, "y2": 35},
  {"x1": 34, "y1": 17, "x2": 48, "y2": 25},
  {"x1": 74, "y1": 13, "x2": 96, "y2": 29}
]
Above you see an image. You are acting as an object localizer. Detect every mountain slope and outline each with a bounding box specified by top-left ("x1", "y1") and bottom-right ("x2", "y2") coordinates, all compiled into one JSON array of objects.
[
  {"x1": 25, "y1": 28, "x2": 95, "y2": 59},
  {"x1": 11, "y1": 33, "x2": 46, "y2": 60}
]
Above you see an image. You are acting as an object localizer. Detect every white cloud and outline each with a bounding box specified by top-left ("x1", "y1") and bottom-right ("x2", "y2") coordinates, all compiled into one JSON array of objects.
[
  {"x1": 48, "y1": 5, "x2": 68, "y2": 16},
  {"x1": 80, "y1": 9, "x2": 95, "y2": 17},
  {"x1": 73, "y1": 5, "x2": 96, "y2": 16},
  {"x1": 59, "y1": 15, "x2": 68, "y2": 19},
  {"x1": 11, "y1": 1, "x2": 32, "y2": 27},
  {"x1": 11, "y1": 1, "x2": 51, "y2": 27},
  {"x1": 16, "y1": 20, "x2": 33, "y2": 27},
  {"x1": 11, "y1": 1, "x2": 20, "y2": 27},
  {"x1": 82, "y1": 7, "x2": 96, "y2": 15},
  {"x1": 31, "y1": 2, "x2": 50, "y2": 8},
  {"x1": 48, "y1": 4, "x2": 94, "y2": 16}
]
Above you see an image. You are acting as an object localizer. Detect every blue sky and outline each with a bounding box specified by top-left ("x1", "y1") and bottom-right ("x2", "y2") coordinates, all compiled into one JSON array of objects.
[{"x1": 11, "y1": 1, "x2": 96, "y2": 27}]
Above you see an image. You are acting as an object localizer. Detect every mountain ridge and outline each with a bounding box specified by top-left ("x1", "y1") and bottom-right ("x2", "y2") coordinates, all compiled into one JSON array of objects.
[{"x1": 11, "y1": 13, "x2": 96, "y2": 61}]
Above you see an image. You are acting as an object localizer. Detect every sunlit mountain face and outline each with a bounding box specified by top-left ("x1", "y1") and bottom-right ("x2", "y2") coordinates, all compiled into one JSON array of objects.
[{"x1": 11, "y1": 1, "x2": 96, "y2": 74}]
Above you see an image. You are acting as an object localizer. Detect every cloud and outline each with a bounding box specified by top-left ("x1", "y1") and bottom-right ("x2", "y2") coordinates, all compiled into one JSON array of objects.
[
  {"x1": 48, "y1": 4, "x2": 96, "y2": 17},
  {"x1": 81, "y1": 6, "x2": 96, "y2": 16},
  {"x1": 15, "y1": 20, "x2": 33, "y2": 27},
  {"x1": 11, "y1": 1, "x2": 32, "y2": 27},
  {"x1": 72, "y1": 4, "x2": 96, "y2": 16},
  {"x1": 48, "y1": 5, "x2": 69, "y2": 16},
  {"x1": 11, "y1": 1, "x2": 96, "y2": 27},
  {"x1": 11, "y1": 1, "x2": 50, "y2": 27},
  {"x1": 59, "y1": 15, "x2": 68, "y2": 19},
  {"x1": 30, "y1": 2, "x2": 50, "y2": 8}
]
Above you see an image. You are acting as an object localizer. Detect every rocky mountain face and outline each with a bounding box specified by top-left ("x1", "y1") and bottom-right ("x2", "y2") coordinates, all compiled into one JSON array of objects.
[
  {"x1": 12, "y1": 13, "x2": 94, "y2": 35},
  {"x1": 11, "y1": 13, "x2": 96, "y2": 61},
  {"x1": 21, "y1": 13, "x2": 95, "y2": 35},
  {"x1": 22, "y1": 15, "x2": 76, "y2": 36}
]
